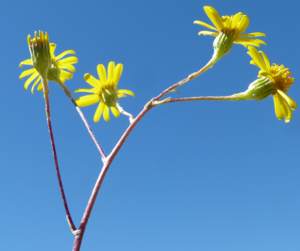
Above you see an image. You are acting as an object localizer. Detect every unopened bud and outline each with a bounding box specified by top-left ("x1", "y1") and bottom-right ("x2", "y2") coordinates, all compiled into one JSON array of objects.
[{"x1": 27, "y1": 31, "x2": 51, "y2": 77}]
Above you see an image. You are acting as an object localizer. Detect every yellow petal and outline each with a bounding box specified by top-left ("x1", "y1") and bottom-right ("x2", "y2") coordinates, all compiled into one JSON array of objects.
[
  {"x1": 58, "y1": 56, "x2": 78, "y2": 65},
  {"x1": 240, "y1": 32, "x2": 266, "y2": 38},
  {"x1": 59, "y1": 70, "x2": 73, "y2": 83},
  {"x1": 279, "y1": 95, "x2": 292, "y2": 123},
  {"x1": 275, "y1": 92, "x2": 293, "y2": 123},
  {"x1": 84, "y1": 73, "x2": 100, "y2": 87},
  {"x1": 203, "y1": 6, "x2": 223, "y2": 30},
  {"x1": 111, "y1": 106, "x2": 120, "y2": 118},
  {"x1": 277, "y1": 89, "x2": 297, "y2": 110},
  {"x1": 260, "y1": 51, "x2": 271, "y2": 70},
  {"x1": 19, "y1": 59, "x2": 33, "y2": 67},
  {"x1": 113, "y1": 63, "x2": 123, "y2": 85},
  {"x1": 58, "y1": 62, "x2": 76, "y2": 72},
  {"x1": 103, "y1": 105, "x2": 110, "y2": 122},
  {"x1": 97, "y1": 64, "x2": 107, "y2": 82},
  {"x1": 30, "y1": 76, "x2": 42, "y2": 94},
  {"x1": 24, "y1": 72, "x2": 39, "y2": 90},
  {"x1": 232, "y1": 12, "x2": 243, "y2": 29},
  {"x1": 93, "y1": 102, "x2": 105, "y2": 122},
  {"x1": 193, "y1": 20, "x2": 217, "y2": 31},
  {"x1": 19, "y1": 68, "x2": 36, "y2": 79},
  {"x1": 76, "y1": 94, "x2": 99, "y2": 107},
  {"x1": 273, "y1": 93, "x2": 285, "y2": 121},
  {"x1": 246, "y1": 46, "x2": 267, "y2": 71},
  {"x1": 75, "y1": 88, "x2": 95, "y2": 93},
  {"x1": 107, "y1": 61, "x2": 115, "y2": 83},
  {"x1": 50, "y1": 43, "x2": 57, "y2": 55},
  {"x1": 37, "y1": 83, "x2": 43, "y2": 92},
  {"x1": 55, "y1": 50, "x2": 76, "y2": 60},
  {"x1": 236, "y1": 38, "x2": 266, "y2": 47},
  {"x1": 117, "y1": 89, "x2": 135, "y2": 98},
  {"x1": 198, "y1": 31, "x2": 218, "y2": 37},
  {"x1": 236, "y1": 14, "x2": 249, "y2": 33}
]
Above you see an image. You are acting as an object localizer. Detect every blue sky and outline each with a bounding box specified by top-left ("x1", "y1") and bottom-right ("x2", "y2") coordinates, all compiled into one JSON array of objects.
[{"x1": 1, "y1": 0, "x2": 299, "y2": 250}]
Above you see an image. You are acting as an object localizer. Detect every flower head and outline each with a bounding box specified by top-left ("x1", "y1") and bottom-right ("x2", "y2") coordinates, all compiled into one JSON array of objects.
[
  {"x1": 194, "y1": 6, "x2": 266, "y2": 59},
  {"x1": 246, "y1": 46, "x2": 296, "y2": 123},
  {"x1": 19, "y1": 32, "x2": 78, "y2": 94},
  {"x1": 76, "y1": 61, "x2": 135, "y2": 122},
  {"x1": 47, "y1": 43, "x2": 78, "y2": 84}
]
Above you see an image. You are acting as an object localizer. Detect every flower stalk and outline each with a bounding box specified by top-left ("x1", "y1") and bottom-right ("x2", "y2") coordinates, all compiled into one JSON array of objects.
[
  {"x1": 153, "y1": 93, "x2": 249, "y2": 106},
  {"x1": 58, "y1": 82, "x2": 107, "y2": 162},
  {"x1": 155, "y1": 53, "x2": 218, "y2": 100},
  {"x1": 41, "y1": 77, "x2": 77, "y2": 233}
]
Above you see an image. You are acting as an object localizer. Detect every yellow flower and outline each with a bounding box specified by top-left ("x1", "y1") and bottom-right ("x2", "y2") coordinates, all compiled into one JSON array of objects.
[
  {"x1": 194, "y1": 6, "x2": 266, "y2": 58},
  {"x1": 76, "y1": 61, "x2": 135, "y2": 122},
  {"x1": 19, "y1": 34, "x2": 78, "y2": 94},
  {"x1": 47, "y1": 43, "x2": 78, "y2": 84},
  {"x1": 247, "y1": 46, "x2": 296, "y2": 123}
]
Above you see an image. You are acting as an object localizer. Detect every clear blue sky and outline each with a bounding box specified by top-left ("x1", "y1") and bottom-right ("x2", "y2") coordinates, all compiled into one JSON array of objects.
[{"x1": 1, "y1": 0, "x2": 299, "y2": 250}]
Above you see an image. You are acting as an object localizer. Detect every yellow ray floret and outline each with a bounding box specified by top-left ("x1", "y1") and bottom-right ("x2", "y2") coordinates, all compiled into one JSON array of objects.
[
  {"x1": 19, "y1": 42, "x2": 78, "y2": 94},
  {"x1": 76, "y1": 61, "x2": 135, "y2": 122},
  {"x1": 194, "y1": 5, "x2": 266, "y2": 48},
  {"x1": 247, "y1": 46, "x2": 296, "y2": 123}
]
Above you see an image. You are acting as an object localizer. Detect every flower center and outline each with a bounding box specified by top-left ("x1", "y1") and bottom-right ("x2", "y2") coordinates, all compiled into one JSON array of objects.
[
  {"x1": 221, "y1": 28, "x2": 238, "y2": 39},
  {"x1": 259, "y1": 64, "x2": 294, "y2": 92},
  {"x1": 220, "y1": 16, "x2": 241, "y2": 39},
  {"x1": 100, "y1": 87, "x2": 118, "y2": 106},
  {"x1": 47, "y1": 60, "x2": 60, "y2": 82}
]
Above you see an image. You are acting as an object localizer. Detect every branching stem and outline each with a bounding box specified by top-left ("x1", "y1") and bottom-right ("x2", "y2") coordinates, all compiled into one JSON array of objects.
[{"x1": 71, "y1": 54, "x2": 229, "y2": 251}]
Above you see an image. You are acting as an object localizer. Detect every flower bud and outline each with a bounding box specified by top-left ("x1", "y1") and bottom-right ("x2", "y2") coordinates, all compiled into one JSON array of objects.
[{"x1": 27, "y1": 31, "x2": 51, "y2": 77}]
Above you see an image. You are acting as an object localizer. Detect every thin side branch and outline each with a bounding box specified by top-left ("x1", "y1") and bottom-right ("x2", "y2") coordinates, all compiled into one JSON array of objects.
[
  {"x1": 154, "y1": 53, "x2": 217, "y2": 100},
  {"x1": 58, "y1": 83, "x2": 106, "y2": 162},
  {"x1": 153, "y1": 93, "x2": 247, "y2": 106}
]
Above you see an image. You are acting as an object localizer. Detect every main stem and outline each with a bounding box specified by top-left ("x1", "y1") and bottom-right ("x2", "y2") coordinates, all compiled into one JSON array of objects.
[
  {"x1": 42, "y1": 77, "x2": 76, "y2": 232},
  {"x1": 72, "y1": 55, "x2": 219, "y2": 251}
]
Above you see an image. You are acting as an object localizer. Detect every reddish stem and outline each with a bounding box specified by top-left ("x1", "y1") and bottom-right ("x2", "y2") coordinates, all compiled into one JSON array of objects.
[{"x1": 42, "y1": 78, "x2": 76, "y2": 232}]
